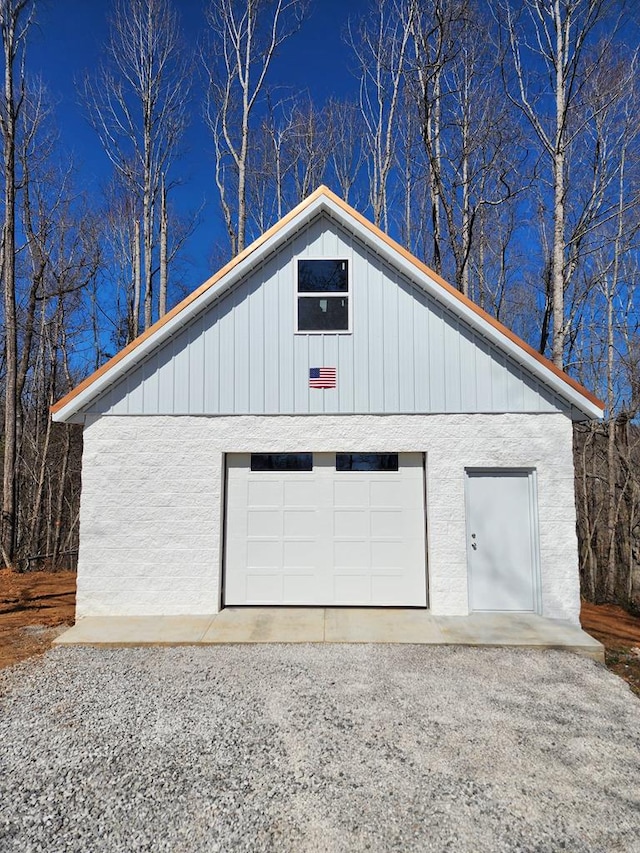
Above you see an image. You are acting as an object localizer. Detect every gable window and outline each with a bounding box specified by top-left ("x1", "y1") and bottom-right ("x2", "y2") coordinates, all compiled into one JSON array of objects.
[{"x1": 296, "y1": 259, "x2": 350, "y2": 333}]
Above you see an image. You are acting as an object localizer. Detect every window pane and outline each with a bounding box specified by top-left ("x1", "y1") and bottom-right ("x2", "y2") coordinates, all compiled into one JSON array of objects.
[
  {"x1": 298, "y1": 259, "x2": 348, "y2": 293},
  {"x1": 250, "y1": 453, "x2": 313, "y2": 471},
  {"x1": 336, "y1": 454, "x2": 399, "y2": 471},
  {"x1": 298, "y1": 297, "x2": 349, "y2": 331}
]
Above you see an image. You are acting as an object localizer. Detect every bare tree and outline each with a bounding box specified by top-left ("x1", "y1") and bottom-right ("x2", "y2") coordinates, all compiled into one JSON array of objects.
[
  {"x1": 0, "y1": 0, "x2": 34, "y2": 567},
  {"x1": 83, "y1": 0, "x2": 190, "y2": 334},
  {"x1": 286, "y1": 99, "x2": 330, "y2": 204},
  {"x1": 410, "y1": 2, "x2": 524, "y2": 295},
  {"x1": 325, "y1": 98, "x2": 366, "y2": 206},
  {"x1": 586, "y1": 63, "x2": 640, "y2": 598},
  {"x1": 408, "y1": 0, "x2": 467, "y2": 273},
  {"x1": 500, "y1": 0, "x2": 623, "y2": 367},
  {"x1": 349, "y1": 0, "x2": 413, "y2": 230},
  {"x1": 569, "y1": 43, "x2": 640, "y2": 607},
  {"x1": 250, "y1": 99, "x2": 297, "y2": 230},
  {"x1": 245, "y1": 95, "x2": 329, "y2": 235},
  {"x1": 204, "y1": 0, "x2": 308, "y2": 256},
  {"x1": 0, "y1": 59, "x2": 101, "y2": 571}
]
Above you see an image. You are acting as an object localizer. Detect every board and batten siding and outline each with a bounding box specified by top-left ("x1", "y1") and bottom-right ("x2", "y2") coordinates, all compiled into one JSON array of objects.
[{"x1": 86, "y1": 213, "x2": 569, "y2": 417}]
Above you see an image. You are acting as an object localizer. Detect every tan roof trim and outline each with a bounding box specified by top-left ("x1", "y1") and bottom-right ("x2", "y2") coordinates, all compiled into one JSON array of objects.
[
  {"x1": 51, "y1": 184, "x2": 604, "y2": 416},
  {"x1": 51, "y1": 187, "x2": 328, "y2": 415},
  {"x1": 324, "y1": 188, "x2": 604, "y2": 411}
]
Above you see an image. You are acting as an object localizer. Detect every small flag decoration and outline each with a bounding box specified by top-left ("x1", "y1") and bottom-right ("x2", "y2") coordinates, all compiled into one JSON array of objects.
[{"x1": 309, "y1": 367, "x2": 337, "y2": 389}]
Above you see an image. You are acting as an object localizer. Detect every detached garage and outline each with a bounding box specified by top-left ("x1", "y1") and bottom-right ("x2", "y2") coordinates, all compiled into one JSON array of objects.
[{"x1": 52, "y1": 186, "x2": 603, "y2": 625}]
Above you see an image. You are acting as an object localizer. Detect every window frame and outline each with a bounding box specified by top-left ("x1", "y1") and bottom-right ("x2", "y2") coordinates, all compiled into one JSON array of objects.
[{"x1": 294, "y1": 256, "x2": 352, "y2": 335}]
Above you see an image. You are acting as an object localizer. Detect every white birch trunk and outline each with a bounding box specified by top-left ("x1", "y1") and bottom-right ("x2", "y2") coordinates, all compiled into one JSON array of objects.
[{"x1": 159, "y1": 178, "x2": 168, "y2": 317}]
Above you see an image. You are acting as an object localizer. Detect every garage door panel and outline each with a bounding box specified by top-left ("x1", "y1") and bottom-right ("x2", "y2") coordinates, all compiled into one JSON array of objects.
[
  {"x1": 284, "y1": 480, "x2": 317, "y2": 506},
  {"x1": 247, "y1": 540, "x2": 281, "y2": 568},
  {"x1": 283, "y1": 540, "x2": 316, "y2": 568},
  {"x1": 284, "y1": 510, "x2": 316, "y2": 537},
  {"x1": 246, "y1": 573, "x2": 282, "y2": 602},
  {"x1": 369, "y1": 480, "x2": 405, "y2": 507},
  {"x1": 247, "y1": 480, "x2": 281, "y2": 507},
  {"x1": 334, "y1": 510, "x2": 368, "y2": 538},
  {"x1": 370, "y1": 509, "x2": 402, "y2": 537},
  {"x1": 333, "y1": 539, "x2": 371, "y2": 571},
  {"x1": 333, "y1": 481, "x2": 369, "y2": 507},
  {"x1": 334, "y1": 540, "x2": 369, "y2": 568},
  {"x1": 371, "y1": 575, "x2": 403, "y2": 600},
  {"x1": 283, "y1": 574, "x2": 317, "y2": 601},
  {"x1": 247, "y1": 510, "x2": 281, "y2": 537},
  {"x1": 370, "y1": 540, "x2": 402, "y2": 569},
  {"x1": 225, "y1": 452, "x2": 427, "y2": 606},
  {"x1": 334, "y1": 575, "x2": 370, "y2": 603}
]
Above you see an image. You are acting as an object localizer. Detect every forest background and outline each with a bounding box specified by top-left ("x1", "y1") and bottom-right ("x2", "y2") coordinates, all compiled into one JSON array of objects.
[{"x1": 0, "y1": 0, "x2": 638, "y2": 610}]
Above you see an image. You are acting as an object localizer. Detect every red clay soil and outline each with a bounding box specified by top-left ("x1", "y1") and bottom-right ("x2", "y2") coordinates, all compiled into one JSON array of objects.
[
  {"x1": 0, "y1": 571, "x2": 639, "y2": 697},
  {"x1": 0, "y1": 569, "x2": 76, "y2": 669},
  {"x1": 581, "y1": 601, "x2": 640, "y2": 697}
]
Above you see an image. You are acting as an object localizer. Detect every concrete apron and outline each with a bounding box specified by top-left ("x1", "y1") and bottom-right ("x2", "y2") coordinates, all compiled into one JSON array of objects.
[{"x1": 54, "y1": 609, "x2": 604, "y2": 661}]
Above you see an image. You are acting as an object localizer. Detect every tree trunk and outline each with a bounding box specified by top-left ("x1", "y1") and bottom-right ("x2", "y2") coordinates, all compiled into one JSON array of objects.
[
  {"x1": 551, "y1": 145, "x2": 566, "y2": 367},
  {"x1": 51, "y1": 425, "x2": 71, "y2": 569},
  {"x1": 159, "y1": 177, "x2": 168, "y2": 317},
  {"x1": 428, "y1": 70, "x2": 442, "y2": 275},
  {"x1": 143, "y1": 192, "x2": 153, "y2": 329},
  {"x1": 1, "y1": 4, "x2": 21, "y2": 568},
  {"x1": 550, "y1": 0, "x2": 566, "y2": 368},
  {"x1": 132, "y1": 218, "x2": 141, "y2": 340}
]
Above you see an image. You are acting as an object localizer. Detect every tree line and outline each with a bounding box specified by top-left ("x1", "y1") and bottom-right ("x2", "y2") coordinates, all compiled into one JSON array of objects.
[{"x1": 0, "y1": 0, "x2": 638, "y2": 609}]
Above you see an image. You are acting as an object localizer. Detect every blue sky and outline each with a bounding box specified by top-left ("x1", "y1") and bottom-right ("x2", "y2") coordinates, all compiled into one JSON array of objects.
[{"x1": 28, "y1": 0, "x2": 370, "y2": 287}]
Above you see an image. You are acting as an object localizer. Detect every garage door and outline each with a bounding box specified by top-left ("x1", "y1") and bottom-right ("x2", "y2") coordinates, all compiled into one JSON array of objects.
[{"x1": 224, "y1": 452, "x2": 427, "y2": 606}]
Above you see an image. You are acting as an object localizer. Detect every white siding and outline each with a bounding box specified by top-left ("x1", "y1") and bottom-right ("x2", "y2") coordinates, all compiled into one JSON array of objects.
[{"x1": 87, "y1": 213, "x2": 569, "y2": 417}]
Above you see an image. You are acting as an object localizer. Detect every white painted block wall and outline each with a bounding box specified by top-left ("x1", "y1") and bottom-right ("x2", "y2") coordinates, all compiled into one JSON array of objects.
[{"x1": 76, "y1": 413, "x2": 581, "y2": 623}]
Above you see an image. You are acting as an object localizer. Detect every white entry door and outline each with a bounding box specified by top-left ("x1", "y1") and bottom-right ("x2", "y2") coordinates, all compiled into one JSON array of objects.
[
  {"x1": 466, "y1": 470, "x2": 539, "y2": 612},
  {"x1": 224, "y1": 452, "x2": 427, "y2": 606}
]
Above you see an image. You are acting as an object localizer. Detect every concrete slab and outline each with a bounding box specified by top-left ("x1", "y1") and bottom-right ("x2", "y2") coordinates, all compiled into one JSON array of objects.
[
  {"x1": 200, "y1": 607, "x2": 325, "y2": 644},
  {"x1": 53, "y1": 615, "x2": 214, "y2": 646},
  {"x1": 325, "y1": 608, "x2": 445, "y2": 644},
  {"x1": 53, "y1": 609, "x2": 604, "y2": 660},
  {"x1": 437, "y1": 614, "x2": 604, "y2": 660}
]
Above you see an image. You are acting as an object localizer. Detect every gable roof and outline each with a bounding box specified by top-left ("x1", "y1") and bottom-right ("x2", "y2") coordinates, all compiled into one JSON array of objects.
[{"x1": 51, "y1": 185, "x2": 604, "y2": 422}]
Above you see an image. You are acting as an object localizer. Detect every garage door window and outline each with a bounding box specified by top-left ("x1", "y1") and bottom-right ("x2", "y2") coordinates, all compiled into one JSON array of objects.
[
  {"x1": 250, "y1": 453, "x2": 313, "y2": 471},
  {"x1": 335, "y1": 453, "x2": 399, "y2": 471}
]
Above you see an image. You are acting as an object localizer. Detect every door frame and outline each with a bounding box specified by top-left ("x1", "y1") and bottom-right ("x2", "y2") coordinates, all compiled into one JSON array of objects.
[
  {"x1": 218, "y1": 452, "x2": 230, "y2": 611},
  {"x1": 464, "y1": 468, "x2": 542, "y2": 614}
]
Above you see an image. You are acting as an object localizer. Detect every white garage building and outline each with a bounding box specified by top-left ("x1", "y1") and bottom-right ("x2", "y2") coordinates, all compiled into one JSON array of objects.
[{"x1": 52, "y1": 187, "x2": 603, "y2": 624}]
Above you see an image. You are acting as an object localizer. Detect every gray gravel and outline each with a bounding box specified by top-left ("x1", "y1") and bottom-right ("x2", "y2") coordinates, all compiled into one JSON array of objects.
[{"x1": 1, "y1": 645, "x2": 639, "y2": 853}]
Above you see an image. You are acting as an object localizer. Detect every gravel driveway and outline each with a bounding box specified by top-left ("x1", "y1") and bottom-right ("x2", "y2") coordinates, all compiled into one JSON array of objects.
[{"x1": 1, "y1": 645, "x2": 639, "y2": 852}]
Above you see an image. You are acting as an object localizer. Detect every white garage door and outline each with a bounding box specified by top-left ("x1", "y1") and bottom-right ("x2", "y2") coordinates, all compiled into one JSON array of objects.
[{"x1": 224, "y1": 452, "x2": 427, "y2": 606}]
